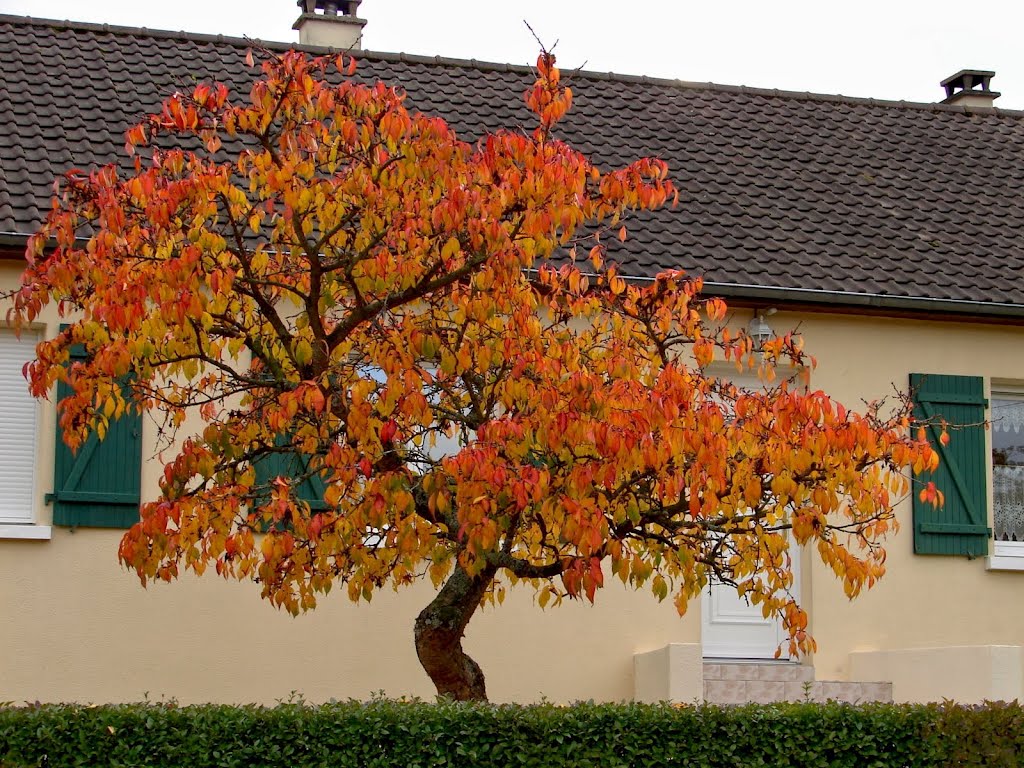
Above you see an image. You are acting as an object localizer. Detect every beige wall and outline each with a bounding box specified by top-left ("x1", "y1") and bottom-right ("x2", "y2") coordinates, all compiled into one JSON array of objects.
[
  {"x1": 780, "y1": 309, "x2": 1024, "y2": 698},
  {"x1": 0, "y1": 261, "x2": 699, "y2": 703},
  {"x1": 850, "y1": 646, "x2": 1024, "y2": 703},
  {"x1": 634, "y1": 643, "x2": 703, "y2": 703},
  {"x1": 0, "y1": 527, "x2": 698, "y2": 703},
  {"x1": 4, "y1": 256, "x2": 1024, "y2": 704}
]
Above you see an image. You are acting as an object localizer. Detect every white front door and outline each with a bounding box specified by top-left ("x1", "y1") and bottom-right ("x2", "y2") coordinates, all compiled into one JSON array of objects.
[
  {"x1": 700, "y1": 366, "x2": 802, "y2": 663},
  {"x1": 700, "y1": 363, "x2": 804, "y2": 659}
]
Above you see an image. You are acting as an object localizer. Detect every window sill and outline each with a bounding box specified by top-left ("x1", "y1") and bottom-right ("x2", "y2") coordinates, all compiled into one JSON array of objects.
[
  {"x1": 0, "y1": 524, "x2": 52, "y2": 541},
  {"x1": 987, "y1": 542, "x2": 1024, "y2": 571}
]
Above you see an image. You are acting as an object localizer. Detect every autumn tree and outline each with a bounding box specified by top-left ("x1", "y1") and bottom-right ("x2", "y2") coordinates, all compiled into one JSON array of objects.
[{"x1": 13, "y1": 49, "x2": 938, "y2": 701}]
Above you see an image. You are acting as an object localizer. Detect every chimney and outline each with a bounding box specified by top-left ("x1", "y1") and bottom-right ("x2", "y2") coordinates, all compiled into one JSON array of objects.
[
  {"x1": 294, "y1": 0, "x2": 366, "y2": 49},
  {"x1": 940, "y1": 69, "x2": 1000, "y2": 108}
]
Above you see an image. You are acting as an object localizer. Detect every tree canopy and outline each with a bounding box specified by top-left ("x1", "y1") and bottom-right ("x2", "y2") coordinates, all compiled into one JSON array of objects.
[{"x1": 13, "y1": 49, "x2": 939, "y2": 700}]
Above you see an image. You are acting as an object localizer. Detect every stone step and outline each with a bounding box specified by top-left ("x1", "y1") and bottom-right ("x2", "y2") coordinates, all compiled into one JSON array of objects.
[
  {"x1": 702, "y1": 662, "x2": 893, "y2": 704},
  {"x1": 704, "y1": 661, "x2": 815, "y2": 684}
]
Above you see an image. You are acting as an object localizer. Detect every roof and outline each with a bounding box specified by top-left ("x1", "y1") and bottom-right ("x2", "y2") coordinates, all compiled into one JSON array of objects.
[{"x1": 3, "y1": 15, "x2": 1024, "y2": 317}]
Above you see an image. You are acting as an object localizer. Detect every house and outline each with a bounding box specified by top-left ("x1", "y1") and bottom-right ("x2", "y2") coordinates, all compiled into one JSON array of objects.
[{"x1": 1, "y1": 2, "x2": 1024, "y2": 706}]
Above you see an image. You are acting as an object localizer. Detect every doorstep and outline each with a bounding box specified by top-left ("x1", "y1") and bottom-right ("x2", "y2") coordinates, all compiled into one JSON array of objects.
[{"x1": 703, "y1": 661, "x2": 893, "y2": 704}]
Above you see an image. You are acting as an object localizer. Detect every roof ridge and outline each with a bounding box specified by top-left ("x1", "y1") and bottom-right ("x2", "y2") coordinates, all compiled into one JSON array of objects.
[
  {"x1": 559, "y1": 70, "x2": 1024, "y2": 116},
  {"x1": 2, "y1": 13, "x2": 1024, "y2": 119},
  {"x1": 0, "y1": 13, "x2": 285, "y2": 52}
]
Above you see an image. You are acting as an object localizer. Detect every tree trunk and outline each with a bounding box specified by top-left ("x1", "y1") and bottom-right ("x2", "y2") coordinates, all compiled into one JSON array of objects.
[{"x1": 414, "y1": 562, "x2": 497, "y2": 701}]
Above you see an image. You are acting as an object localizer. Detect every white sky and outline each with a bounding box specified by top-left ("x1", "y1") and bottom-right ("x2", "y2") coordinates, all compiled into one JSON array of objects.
[{"x1": 2, "y1": 0, "x2": 1024, "y2": 109}]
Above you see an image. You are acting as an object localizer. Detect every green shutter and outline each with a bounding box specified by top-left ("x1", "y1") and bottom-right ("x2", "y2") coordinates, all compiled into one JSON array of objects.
[
  {"x1": 911, "y1": 373, "x2": 990, "y2": 556},
  {"x1": 51, "y1": 346, "x2": 142, "y2": 528},
  {"x1": 253, "y1": 439, "x2": 328, "y2": 518}
]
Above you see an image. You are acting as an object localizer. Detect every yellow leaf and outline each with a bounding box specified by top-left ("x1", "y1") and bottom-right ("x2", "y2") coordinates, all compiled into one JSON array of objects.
[
  {"x1": 294, "y1": 338, "x2": 313, "y2": 367},
  {"x1": 441, "y1": 237, "x2": 460, "y2": 261}
]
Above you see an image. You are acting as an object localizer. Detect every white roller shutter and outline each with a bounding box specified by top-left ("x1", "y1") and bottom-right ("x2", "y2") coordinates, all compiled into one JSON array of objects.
[{"x1": 0, "y1": 328, "x2": 39, "y2": 523}]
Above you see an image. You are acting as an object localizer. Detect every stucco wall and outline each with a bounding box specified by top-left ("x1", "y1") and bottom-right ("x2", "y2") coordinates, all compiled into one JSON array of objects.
[
  {"x1": 3, "y1": 254, "x2": 1024, "y2": 703},
  {"x1": 850, "y1": 646, "x2": 1024, "y2": 703},
  {"x1": 0, "y1": 261, "x2": 700, "y2": 704},
  {"x1": 0, "y1": 526, "x2": 699, "y2": 703},
  {"x1": 780, "y1": 309, "x2": 1024, "y2": 698}
]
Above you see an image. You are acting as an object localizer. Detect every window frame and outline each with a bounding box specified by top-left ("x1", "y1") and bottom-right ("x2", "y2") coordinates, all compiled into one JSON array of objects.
[{"x1": 988, "y1": 381, "x2": 1024, "y2": 570}]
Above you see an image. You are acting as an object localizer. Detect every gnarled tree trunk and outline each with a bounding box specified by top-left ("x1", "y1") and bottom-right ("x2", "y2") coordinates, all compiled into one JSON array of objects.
[{"x1": 414, "y1": 562, "x2": 497, "y2": 701}]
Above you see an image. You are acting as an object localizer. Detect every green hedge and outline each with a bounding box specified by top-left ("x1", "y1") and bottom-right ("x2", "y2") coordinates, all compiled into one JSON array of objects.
[{"x1": 0, "y1": 699, "x2": 1020, "y2": 768}]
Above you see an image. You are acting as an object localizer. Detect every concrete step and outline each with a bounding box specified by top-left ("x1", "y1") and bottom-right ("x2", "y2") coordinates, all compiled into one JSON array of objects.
[
  {"x1": 704, "y1": 661, "x2": 815, "y2": 684},
  {"x1": 702, "y1": 663, "x2": 892, "y2": 704}
]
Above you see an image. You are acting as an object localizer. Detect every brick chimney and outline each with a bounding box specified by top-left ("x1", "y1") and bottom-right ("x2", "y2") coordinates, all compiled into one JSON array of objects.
[
  {"x1": 940, "y1": 70, "x2": 1000, "y2": 108},
  {"x1": 294, "y1": 0, "x2": 366, "y2": 49}
]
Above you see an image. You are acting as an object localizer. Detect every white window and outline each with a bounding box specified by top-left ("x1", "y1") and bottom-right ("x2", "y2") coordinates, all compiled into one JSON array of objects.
[
  {"x1": 0, "y1": 327, "x2": 42, "y2": 531},
  {"x1": 991, "y1": 388, "x2": 1024, "y2": 561}
]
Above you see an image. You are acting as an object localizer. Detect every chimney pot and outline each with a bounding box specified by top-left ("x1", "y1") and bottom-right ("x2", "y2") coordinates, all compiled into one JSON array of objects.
[
  {"x1": 298, "y1": 0, "x2": 360, "y2": 14},
  {"x1": 294, "y1": 0, "x2": 366, "y2": 49},
  {"x1": 940, "y1": 69, "x2": 1000, "y2": 108}
]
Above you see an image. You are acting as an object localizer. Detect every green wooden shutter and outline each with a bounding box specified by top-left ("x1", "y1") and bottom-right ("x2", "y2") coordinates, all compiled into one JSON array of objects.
[
  {"x1": 51, "y1": 346, "x2": 142, "y2": 528},
  {"x1": 911, "y1": 373, "x2": 990, "y2": 556},
  {"x1": 253, "y1": 439, "x2": 328, "y2": 516}
]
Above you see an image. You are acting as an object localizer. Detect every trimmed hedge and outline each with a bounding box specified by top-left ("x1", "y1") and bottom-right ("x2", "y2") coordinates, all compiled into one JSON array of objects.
[{"x1": 0, "y1": 699, "x2": 1021, "y2": 767}]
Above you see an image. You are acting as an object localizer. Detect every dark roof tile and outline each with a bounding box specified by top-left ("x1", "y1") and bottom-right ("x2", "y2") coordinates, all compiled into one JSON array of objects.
[{"x1": 2, "y1": 14, "x2": 1024, "y2": 313}]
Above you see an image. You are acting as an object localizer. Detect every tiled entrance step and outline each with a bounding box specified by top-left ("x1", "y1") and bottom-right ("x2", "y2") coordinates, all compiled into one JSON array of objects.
[{"x1": 703, "y1": 662, "x2": 893, "y2": 704}]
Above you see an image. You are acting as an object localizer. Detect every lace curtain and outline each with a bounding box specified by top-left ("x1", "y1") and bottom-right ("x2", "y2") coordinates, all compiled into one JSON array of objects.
[
  {"x1": 994, "y1": 466, "x2": 1024, "y2": 541},
  {"x1": 992, "y1": 397, "x2": 1024, "y2": 541},
  {"x1": 992, "y1": 398, "x2": 1024, "y2": 434}
]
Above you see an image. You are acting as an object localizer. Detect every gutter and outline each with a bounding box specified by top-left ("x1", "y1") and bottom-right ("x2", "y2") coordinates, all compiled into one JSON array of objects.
[
  {"x1": 536, "y1": 269, "x2": 1024, "y2": 322},
  {"x1": 701, "y1": 281, "x2": 1024, "y2": 320},
  {"x1": 0, "y1": 232, "x2": 29, "y2": 248}
]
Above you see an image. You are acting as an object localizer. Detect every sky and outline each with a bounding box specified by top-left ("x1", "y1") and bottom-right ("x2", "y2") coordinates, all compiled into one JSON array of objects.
[{"x1": 3, "y1": 0, "x2": 1024, "y2": 109}]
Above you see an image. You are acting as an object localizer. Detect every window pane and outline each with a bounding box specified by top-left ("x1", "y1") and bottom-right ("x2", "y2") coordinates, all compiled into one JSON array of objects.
[
  {"x1": 992, "y1": 396, "x2": 1024, "y2": 541},
  {"x1": 0, "y1": 328, "x2": 39, "y2": 523}
]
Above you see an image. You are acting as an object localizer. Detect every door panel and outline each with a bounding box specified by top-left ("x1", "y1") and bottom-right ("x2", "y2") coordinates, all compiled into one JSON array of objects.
[{"x1": 701, "y1": 577, "x2": 789, "y2": 659}]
